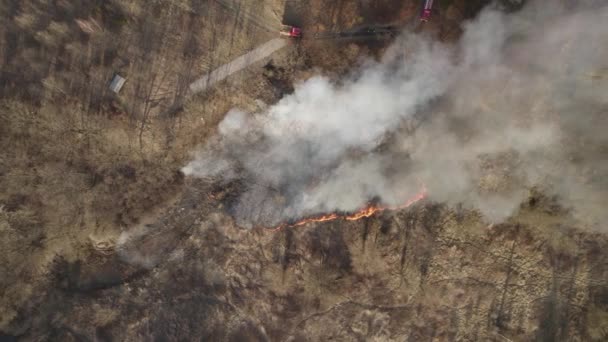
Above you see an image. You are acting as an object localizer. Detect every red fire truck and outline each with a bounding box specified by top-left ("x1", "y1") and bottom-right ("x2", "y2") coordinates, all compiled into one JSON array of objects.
[
  {"x1": 420, "y1": 0, "x2": 434, "y2": 22},
  {"x1": 280, "y1": 25, "x2": 302, "y2": 38}
]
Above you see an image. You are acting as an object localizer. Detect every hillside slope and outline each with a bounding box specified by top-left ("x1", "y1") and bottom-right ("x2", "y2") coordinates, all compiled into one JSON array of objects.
[{"x1": 1, "y1": 0, "x2": 607, "y2": 341}]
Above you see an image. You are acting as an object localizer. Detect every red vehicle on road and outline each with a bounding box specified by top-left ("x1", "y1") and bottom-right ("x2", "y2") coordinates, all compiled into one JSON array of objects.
[
  {"x1": 280, "y1": 25, "x2": 302, "y2": 38},
  {"x1": 420, "y1": 0, "x2": 434, "y2": 22}
]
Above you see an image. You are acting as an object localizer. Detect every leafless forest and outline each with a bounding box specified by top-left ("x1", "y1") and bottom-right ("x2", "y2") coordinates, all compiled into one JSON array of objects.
[{"x1": 1, "y1": 0, "x2": 607, "y2": 341}]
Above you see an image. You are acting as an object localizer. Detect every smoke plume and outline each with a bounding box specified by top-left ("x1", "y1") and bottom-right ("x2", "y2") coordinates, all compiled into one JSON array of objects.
[{"x1": 184, "y1": 0, "x2": 608, "y2": 229}]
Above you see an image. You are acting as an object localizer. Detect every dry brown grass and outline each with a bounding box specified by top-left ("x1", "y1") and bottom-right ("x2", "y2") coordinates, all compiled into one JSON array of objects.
[{"x1": 0, "y1": 1, "x2": 289, "y2": 331}]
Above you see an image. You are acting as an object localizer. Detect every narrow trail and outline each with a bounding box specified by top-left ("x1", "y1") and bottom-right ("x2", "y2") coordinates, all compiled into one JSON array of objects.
[
  {"x1": 187, "y1": 24, "x2": 403, "y2": 95},
  {"x1": 189, "y1": 38, "x2": 288, "y2": 94}
]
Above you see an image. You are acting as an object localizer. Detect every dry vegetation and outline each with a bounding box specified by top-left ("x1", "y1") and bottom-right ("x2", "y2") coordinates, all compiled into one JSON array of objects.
[
  {"x1": 0, "y1": 0, "x2": 283, "y2": 331},
  {"x1": 0, "y1": 0, "x2": 607, "y2": 341}
]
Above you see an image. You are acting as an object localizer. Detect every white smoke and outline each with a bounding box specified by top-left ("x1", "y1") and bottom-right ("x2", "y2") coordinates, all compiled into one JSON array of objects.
[
  {"x1": 116, "y1": 224, "x2": 158, "y2": 268},
  {"x1": 184, "y1": 0, "x2": 608, "y2": 228}
]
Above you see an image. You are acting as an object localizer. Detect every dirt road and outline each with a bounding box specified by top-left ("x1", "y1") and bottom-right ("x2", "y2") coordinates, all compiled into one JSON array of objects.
[{"x1": 189, "y1": 38, "x2": 288, "y2": 94}]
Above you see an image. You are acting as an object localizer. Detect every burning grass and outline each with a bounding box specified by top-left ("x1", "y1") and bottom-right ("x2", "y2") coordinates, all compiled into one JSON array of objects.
[{"x1": 268, "y1": 185, "x2": 428, "y2": 231}]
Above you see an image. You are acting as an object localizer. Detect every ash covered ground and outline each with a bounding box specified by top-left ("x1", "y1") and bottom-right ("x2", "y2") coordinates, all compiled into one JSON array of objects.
[{"x1": 1, "y1": 0, "x2": 608, "y2": 341}]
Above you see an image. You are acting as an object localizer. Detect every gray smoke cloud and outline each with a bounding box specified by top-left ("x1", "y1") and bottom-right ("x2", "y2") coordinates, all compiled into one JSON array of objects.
[{"x1": 184, "y1": 0, "x2": 608, "y2": 229}]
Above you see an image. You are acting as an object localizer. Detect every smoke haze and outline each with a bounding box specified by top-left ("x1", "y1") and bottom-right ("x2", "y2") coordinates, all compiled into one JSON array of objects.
[{"x1": 183, "y1": 0, "x2": 608, "y2": 228}]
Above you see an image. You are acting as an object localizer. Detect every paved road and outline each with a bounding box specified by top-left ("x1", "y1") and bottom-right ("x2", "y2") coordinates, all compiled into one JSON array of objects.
[{"x1": 189, "y1": 38, "x2": 288, "y2": 94}]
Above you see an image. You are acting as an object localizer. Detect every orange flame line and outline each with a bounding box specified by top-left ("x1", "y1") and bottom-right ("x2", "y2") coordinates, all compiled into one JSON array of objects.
[{"x1": 269, "y1": 185, "x2": 427, "y2": 232}]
